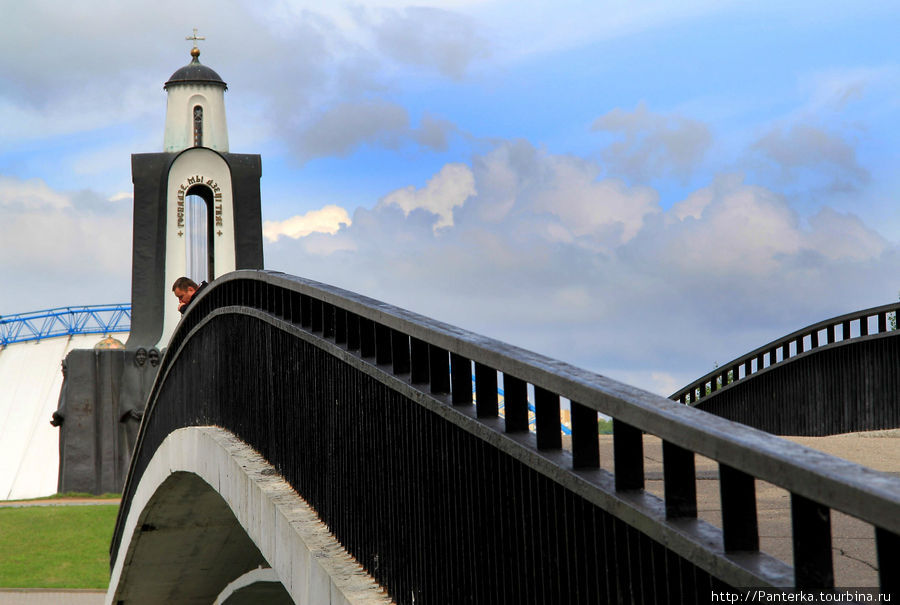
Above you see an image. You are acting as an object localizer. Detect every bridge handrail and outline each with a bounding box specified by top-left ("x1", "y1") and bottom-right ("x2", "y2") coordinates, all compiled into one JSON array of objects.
[
  {"x1": 0, "y1": 303, "x2": 131, "y2": 346},
  {"x1": 670, "y1": 302, "x2": 900, "y2": 405},
  {"x1": 118, "y1": 271, "x2": 900, "y2": 591}
]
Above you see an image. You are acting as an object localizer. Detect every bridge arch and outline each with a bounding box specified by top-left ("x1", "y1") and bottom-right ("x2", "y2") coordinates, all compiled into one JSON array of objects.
[
  {"x1": 112, "y1": 271, "x2": 900, "y2": 600},
  {"x1": 107, "y1": 426, "x2": 387, "y2": 605}
]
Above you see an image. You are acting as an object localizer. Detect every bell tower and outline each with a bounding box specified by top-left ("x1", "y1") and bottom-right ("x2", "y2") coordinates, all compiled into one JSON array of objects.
[{"x1": 127, "y1": 31, "x2": 263, "y2": 350}]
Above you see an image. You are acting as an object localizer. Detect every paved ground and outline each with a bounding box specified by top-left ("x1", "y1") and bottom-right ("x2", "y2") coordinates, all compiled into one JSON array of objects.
[
  {"x1": 0, "y1": 589, "x2": 105, "y2": 604},
  {"x1": 0, "y1": 498, "x2": 120, "y2": 508},
  {"x1": 595, "y1": 429, "x2": 900, "y2": 587}
]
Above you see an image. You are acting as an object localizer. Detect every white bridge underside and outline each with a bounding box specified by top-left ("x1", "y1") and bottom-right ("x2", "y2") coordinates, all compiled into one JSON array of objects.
[{"x1": 107, "y1": 426, "x2": 390, "y2": 605}]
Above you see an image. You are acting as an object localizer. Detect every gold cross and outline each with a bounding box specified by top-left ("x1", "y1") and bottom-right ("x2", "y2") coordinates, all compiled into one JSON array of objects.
[{"x1": 186, "y1": 28, "x2": 205, "y2": 48}]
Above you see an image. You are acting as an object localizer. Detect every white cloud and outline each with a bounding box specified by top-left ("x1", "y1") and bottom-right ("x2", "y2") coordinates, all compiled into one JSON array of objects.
[
  {"x1": 0, "y1": 176, "x2": 131, "y2": 313},
  {"x1": 751, "y1": 123, "x2": 868, "y2": 186},
  {"x1": 368, "y1": 6, "x2": 490, "y2": 79},
  {"x1": 379, "y1": 163, "x2": 475, "y2": 230},
  {"x1": 293, "y1": 102, "x2": 409, "y2": 159},
  {"x1": 0, "y1": 176, "x2": 71, "y2": 210},
  {"x1": 263, "y1": 204, "x2": 352, "y2": 242},
  {"x1": 592, "y1": 102, "x2": 712, "y2": 183},
  {"x1": 265, "y1": 140, "x2": 897, "y2": 386}
]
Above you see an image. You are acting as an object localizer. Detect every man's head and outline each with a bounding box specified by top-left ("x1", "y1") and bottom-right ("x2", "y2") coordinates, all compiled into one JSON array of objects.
[{"x1": 172, "y1": 277, "x2": 199, "y2": 309}]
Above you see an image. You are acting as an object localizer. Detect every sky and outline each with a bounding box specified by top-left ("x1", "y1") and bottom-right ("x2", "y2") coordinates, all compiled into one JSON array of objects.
[{"x1": 1, "y1": 1, "x2": 899, "y2": 395}]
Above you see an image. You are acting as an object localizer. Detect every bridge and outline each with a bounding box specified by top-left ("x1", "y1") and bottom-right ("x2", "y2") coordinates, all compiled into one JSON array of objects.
[
  {"x1": 107, "y1": 270, "x2": 900, "y2": 603},
  {"x1": 672, "y1": 302, "x2": 900, "y2": 436}
]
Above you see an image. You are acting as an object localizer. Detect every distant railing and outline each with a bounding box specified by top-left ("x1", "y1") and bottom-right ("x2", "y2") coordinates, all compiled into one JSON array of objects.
[
  {"x1": 671, "y1": 302, "x2": 900, "y2": 406},
  {"x1": 0, "y1": 304, "x2": 131, "y2": 346},
  {"x1": 112, "y1": 273, "x2": 900, "y2": 599}
]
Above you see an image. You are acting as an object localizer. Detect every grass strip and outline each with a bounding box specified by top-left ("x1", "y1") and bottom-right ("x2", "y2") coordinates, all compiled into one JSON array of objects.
[{"x1": 0, "y1": 504, "x2": 118, "y2": 588}]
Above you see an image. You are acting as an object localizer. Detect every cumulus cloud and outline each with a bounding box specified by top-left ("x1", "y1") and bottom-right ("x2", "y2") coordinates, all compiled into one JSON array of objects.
[
  {"x1": 293, "y1": 101, "x2": 409, "y2": 159},
  {"x1": 751, "y1": 124, "x2": 869, "y2": 187},
  {"x1": 0, "y1": 176, "x2": 131, "y2": 313},
  {"x1": 0, "y1": 176, "x2": 71, "y2": 210},
  {"x1": 292, "y1": 102, "x2": 460, "y2": 160},
  {"x1": 367, "y1": 6, "x2": 489, "y2": 79},
  {"x1": 263, "y1": 204, "x2": 352, "y2": 242},
  {"x1": 592, "y1": 101, "x2": 712, "y2": 183},
  {"x1": 378, "y1": 163, "x2": 475, "y2": 230},
  {"x1": 265, "y1": 140, "x2": 896, "y2": 394}
]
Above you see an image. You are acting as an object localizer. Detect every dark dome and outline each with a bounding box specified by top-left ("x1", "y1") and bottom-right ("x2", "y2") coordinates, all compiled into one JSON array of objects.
[{"x1": 164, "y1": 54, "x2": 227, "y2": 90}]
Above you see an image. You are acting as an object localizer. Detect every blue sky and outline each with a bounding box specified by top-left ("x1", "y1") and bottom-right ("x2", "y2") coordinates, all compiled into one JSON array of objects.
[{"x1": 1, "y1": 1, "x2": 898, "y2": 394}]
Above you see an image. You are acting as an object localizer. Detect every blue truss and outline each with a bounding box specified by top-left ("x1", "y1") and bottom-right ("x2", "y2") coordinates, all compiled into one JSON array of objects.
[{"x1": 0, "y1": 304, "x2": 131, "y2": 346}]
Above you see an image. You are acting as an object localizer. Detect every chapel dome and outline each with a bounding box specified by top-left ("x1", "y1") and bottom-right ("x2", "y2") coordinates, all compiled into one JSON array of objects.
[{"x1": 164, "y1": 48, "x2": 227, "y2": 90}]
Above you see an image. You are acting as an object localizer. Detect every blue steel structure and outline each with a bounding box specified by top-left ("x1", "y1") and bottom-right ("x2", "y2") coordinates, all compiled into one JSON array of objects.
[{"x1": 0, "y1": 304, "x2": 131, "y2": 346}]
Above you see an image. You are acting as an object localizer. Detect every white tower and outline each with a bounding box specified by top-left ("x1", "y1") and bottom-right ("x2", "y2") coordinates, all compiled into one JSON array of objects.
[
  {"x1": 163, "y1": 40, "x2": 229, "y2": 153},
  {"x1": 127, "y1": 32, "x2": 263, "y2": 351}
]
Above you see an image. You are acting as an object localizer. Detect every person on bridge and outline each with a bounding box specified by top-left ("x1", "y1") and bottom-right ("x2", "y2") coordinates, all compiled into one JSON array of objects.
[{"x1": 172, "y1": 277, "x2": 208, "y2": 314}]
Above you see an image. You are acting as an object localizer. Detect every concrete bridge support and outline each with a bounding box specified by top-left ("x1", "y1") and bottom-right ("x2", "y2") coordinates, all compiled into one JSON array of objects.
[{"x1": 106, "y1": 427, "x2": 389, "y2": 605}]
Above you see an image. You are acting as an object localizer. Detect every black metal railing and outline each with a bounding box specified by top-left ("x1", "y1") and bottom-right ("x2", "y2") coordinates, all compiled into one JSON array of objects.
[
  {"x1": 112, "y1": 271, "x2": 900, "y2": 602},
  {"x1": 670, "y1": 303, "x2": 900, "y2": 435},
  {"x1": 672, "y1": 303, "x2": 900, "y2": 405}
]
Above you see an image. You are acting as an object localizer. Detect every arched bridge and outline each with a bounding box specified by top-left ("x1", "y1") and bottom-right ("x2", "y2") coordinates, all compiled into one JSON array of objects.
[
  {"x1": 672, "y1": 303, "x2": 900, "y2": 436},
  {"x1": 108, "y1": 271, "x2": 900, "y2": 603}
]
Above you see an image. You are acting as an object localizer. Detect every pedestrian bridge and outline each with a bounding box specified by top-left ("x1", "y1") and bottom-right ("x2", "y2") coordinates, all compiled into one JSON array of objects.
[{"x1": 107, "y1": 271, "x2": 900, "y2": 603}]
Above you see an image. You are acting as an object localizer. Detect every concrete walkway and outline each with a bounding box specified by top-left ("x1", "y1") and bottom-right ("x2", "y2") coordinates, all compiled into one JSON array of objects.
[
  {"x1": 0, "y1": 589, "x2": 105, "y2": 604},
  {"x1": 0, "y1": 498, "x2": 120, "y2": 508},
  {"x1": 596, "y1": 429, "x2": 900, "y2": 587}
]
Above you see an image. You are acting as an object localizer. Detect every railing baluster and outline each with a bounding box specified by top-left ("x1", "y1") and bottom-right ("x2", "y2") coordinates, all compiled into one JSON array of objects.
[
  {"x1": 322, "y1": 303, "x2": 335, "y2": 338},
  {"x1": 391, "y1": 329, "x2": 410, "y2": 375},
  {"x1": 334, "y1": 308, "x2": 347, "y2": 344},
  {"x1": 571, "y1": 402, "x2": 599, "y2": 469},
  {"x1": 502, "y1": 375, "x2": 528, "y2": 432},
  {"x1": 474, "y1": 362, "x2": 497, "y2": 418},
  {"x1": 410, "y1": 338, "x2": 429, "y2": 384},
  {"x1": 879, "y1": 312, "x2": 887, "y2": 333},
  {"x1": 534, "y1": 387, "x2": 562, "y2": 450},
  {"x1": 791, "y1": 494, "x2": 834, "y2": 589},
  {"x1": 827, "y1": 323, "x2": 835, "y2": 344},
  {"x1": 300, "y1": 294, "x2": 311, "y2": 328},
  {"x1": 719, "y1": 464, "x2": 758, "y2": 552},
  {"x1": 375, "y1": 324, "x2": 392, "y2": 365},
  {"x1": 613, "y1": 420, "x2": 643, "y2": 490},
  {"x1": 810, "y1": 329, "x2": 818, "y2": 348},
  {"x1": 289, "y1": 291, "x2": 302, "y2": 324},
  {"x1": 310, "y1": 298, "x2": 323, "y2": 332},
  {"x1": 860, "y1": 316, "x2": 869, "y2": 336},
  {"x1": 359, "y1": 317, "x2": 375, "y2": 357},
  {"x1": 428, "y1": 345, "x2": 450, "y2": 394},
  {"x1": 782, "y1": 342, "x2": 790, "y2": 360},
  {"x1": 875, "y1": 527, "x2": 900, "y2": 592},
  {"x1": 842, "y1": 319, "x2": 850, "y2": 340},
  {"x1": 450, "y1": 353, "x2": 472, "y2": 406},
  {"x1": 662, "y1": 441, "x2": 696, "y2": 519},
  {"x1": 346, "y1": 312, "x2": 360, "y2": 351}
]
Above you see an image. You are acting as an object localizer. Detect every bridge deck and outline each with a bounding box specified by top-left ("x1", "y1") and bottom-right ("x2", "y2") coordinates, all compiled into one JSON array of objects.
[{"x1": 581, "y1": 430, "x2": 899, "y2": 587}]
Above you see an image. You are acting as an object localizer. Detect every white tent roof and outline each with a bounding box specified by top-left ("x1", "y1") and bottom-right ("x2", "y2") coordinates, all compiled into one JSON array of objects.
[{"x1": 0, "y1": 334, "x2": 120, "y2": 500}]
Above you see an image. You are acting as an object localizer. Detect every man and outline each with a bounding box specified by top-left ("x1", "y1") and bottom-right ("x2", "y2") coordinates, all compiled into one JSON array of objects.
[{"x1": 172, "y1": 276, "x2": 208, "y2": 314}]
